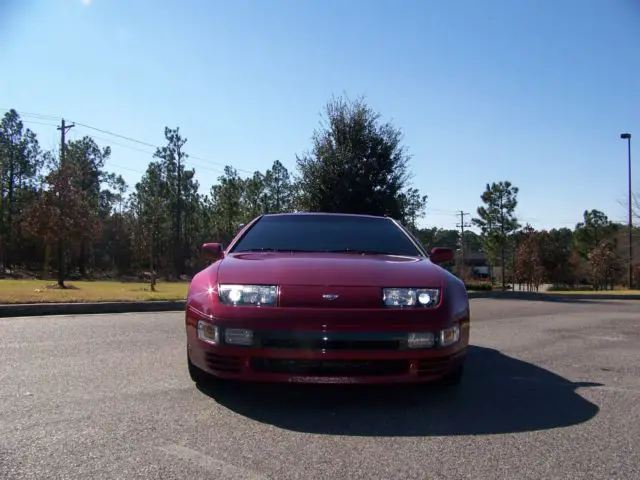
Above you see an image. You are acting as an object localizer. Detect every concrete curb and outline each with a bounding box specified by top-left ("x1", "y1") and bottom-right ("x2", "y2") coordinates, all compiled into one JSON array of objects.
[
  {"x1": 466, "y1": 291, "x2": 640, "y2": 301},
  {"x1": 0, "y1": 300, "x2": 186, "y2": 318},
  {"x1": 1, "y1": 291, "x2": 638, "y2": 318}
]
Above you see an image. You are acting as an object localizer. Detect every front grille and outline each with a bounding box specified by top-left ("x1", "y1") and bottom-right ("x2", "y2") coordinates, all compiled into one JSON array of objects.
[
  {"x1": 254, "y1": 331, "x2": 404, "y2": 351},
  {"x1": 260, "y1": 338, "x2": 400, "y2": 351},
  {"x1": 250, "y1": 358, "x2": 409, "y2": 376},
  {"x1": 204, "y1": 352, "x2": 242, "y2": 373}
]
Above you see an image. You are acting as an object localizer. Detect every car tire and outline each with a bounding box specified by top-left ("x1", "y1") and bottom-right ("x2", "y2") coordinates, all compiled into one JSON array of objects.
[{"x1": 436, "y1": 364, "x2": 464, "y2": 387}]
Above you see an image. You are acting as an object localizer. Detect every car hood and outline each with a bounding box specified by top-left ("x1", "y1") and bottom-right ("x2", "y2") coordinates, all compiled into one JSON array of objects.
[{"x1": 216, "y1": 252, "x2": 445, "y2": 287}]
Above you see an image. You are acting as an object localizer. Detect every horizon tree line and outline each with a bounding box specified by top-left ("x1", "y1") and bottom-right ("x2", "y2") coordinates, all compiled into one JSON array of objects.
[{"x1": 1, "y1": 98, "x2": 637, "y2": 289}]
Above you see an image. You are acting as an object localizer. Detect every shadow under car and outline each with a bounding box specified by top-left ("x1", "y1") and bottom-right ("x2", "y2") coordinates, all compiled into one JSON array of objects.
[{"x1": 196, "y1": 345, "x2": 602, "y2": 437}]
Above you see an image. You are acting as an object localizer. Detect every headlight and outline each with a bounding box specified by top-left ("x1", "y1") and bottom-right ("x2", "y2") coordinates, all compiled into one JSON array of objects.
[
  {"x1": 382, "y1": 288, "x2": 440, "y2": 308},
  {"x1": 218, "y1": 284, "x2": 278, "y2": 306}
]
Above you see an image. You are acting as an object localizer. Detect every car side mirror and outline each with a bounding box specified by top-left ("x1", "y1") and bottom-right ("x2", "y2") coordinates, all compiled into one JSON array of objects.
[
  {"x1": 201, "y1": 242, "x2": 224, "y2": 261},
  {"x1": 429, "y1": 247, "x2": 454, "y2": 265}
]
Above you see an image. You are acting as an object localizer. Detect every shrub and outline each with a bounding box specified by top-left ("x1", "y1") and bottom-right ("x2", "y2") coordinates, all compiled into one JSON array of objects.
[
  {"x1": 546, "y1": 284, "x2": 594, "y2": 292},
  {"x1": 465, "y1": 282, "x2": 493, "y2": 291}
]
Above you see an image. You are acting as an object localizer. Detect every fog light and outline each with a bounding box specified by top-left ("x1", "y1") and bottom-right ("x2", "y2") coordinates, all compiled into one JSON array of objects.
[
  {"x1": 225, "y1": 328, "x2": 254, "y2": 346},
  {"x1": 197, "y1": 320, "x2": 219, "y2": 345},
  {"x1": 407, "y1": 332, "x2": 435, "y2": 349},
  {"x1": 439, "y1": 325, "x2": 460, "y2": 347}
]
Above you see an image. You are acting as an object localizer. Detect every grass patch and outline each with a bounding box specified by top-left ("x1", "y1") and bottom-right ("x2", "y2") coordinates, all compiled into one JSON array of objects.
[
  {"x1": 548, "y1": 289, "x2": 640, "y2": 296},
  {"x1": 0, "y1": 279, "x2": 188, "y2": 304},
  {"x1": 547, "y1": 285, "x2": 596, "y2": 292}
]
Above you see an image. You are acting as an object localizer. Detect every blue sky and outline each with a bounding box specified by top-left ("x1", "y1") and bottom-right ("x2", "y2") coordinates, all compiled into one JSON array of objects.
[{"x1": 1, "y1": 0, "x2": 639, "y2": 231}]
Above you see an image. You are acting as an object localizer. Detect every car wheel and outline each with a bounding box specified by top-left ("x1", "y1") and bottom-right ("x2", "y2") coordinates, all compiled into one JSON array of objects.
[{"x1": 436, "y1": 364, "x2": 465, "y2": 387}]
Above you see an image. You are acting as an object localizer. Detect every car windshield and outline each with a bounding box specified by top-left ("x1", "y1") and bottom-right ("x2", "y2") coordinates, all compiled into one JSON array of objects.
[{"x1": 230, "y1": 214, "x2": 424, "y2": 257}]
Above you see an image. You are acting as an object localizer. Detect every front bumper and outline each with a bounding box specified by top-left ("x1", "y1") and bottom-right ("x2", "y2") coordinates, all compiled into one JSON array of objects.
[{"x1": 187, "y1": 323, "x2": 470, "y2": 385}]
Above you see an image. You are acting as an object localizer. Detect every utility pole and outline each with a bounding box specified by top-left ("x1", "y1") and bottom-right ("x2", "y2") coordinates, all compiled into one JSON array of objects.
[
  {"x1": 499, "y1": 195, "x2": 506, "y2": 290},
  {"x1": 0, "y1": 155, "x2": 4, "y2": 276},
  {"x1": 56, "y1": 118, "x2": 74, "y2": 288},
  {"x1": 620, "y1": 133, "x2": 633, "y2": 288},
  {"x1": 176, "y1": 150, "x2": 182, "y2": 280},
  {"x1": 456, "y1": 211, "x2": 471, "y2": 277},
  {"x1": 6, "y1": 148, "x2": 14, "y2": 271}
]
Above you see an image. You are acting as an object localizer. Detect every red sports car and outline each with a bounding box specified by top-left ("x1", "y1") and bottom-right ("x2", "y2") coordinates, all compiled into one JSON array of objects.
[{"x1": 185, "y1": 212, "x2": 470, "y2": 387}]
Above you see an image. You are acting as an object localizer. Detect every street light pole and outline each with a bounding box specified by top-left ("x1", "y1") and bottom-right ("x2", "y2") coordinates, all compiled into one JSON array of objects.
[{"x1": 621, "y1": 133, "x2": 633, "y2": 288}]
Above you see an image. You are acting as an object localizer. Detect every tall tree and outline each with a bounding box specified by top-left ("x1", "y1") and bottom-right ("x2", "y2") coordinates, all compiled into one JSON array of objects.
[
  {"x1": 22, "y1": 163, "x2": 93, "y2": 285},
  {"x1": 153, "y1": 127, "x2": 189, "y2": 278},
  {"x1": 241, "y1": 171, "x2": 266, "y2": 222},
  {"x1": 462, "y1": 230, "x2": 483, "y2": 252},
  {"x1": 295, "y1": 95, "x2": 427, "y2": 224},
  {"x1": 209, "y1": 166, "x2": 245, "y2": 243},
  {"x1": 588, "y1": 242, "x2": 622, "y2": 291},
  {"x1": 399, "y1": 187, "x2": 428, "y2": 232},
  {"x1": 0, "y1": 110, "x2": 43, "y2": 272},
  {"x1": 514, "y1": 225, "x2": 544, "y2": 291},
  {"x1": 263, "y1": 160, "x2": 293, "y2": 213},
  {"x1": 539, "y1": 228, "x2": 576, "y2": 286},
  {"x1": 472, "y1": 181, "x2": 520, "y2": 289},
  {"x1": 132, "y1": 162, "x2": 172, "y2": 277},
  {"x1": 413, "y1": 228, "x2": 468, "y2": 251},
  {"x1": 574, "y1": 209, "x2": 618, "y2": 259},
  {"x1": 65, "y1": 136, "x2": 115, "y2": 275}
]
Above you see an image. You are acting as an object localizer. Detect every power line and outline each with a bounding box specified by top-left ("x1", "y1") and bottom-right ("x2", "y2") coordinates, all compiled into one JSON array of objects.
[
  {"x1": 18, "y1": 119, "x2": 59, "y2": 128},
  {"x1": 72, "y1": 121, "x2": 254, "y2": 175},
  {"x1": 1, "y1": 107, "x2": 255, "y2": 175},
  {"x1": 70, "y1": 128, "x2": 226, "y2": 175},
  {"x1": 425, "y1": 206, "x2": 578, "y2": 226},
  {"x1": 0, "y1": 108, "x2": 59, "y2": 121},
  {"x1": 73, "y1": 121, "x2": 159, "y2": 149},
  {"x1": 20, "y1": 117, "x2": 228, "y2": 177},
  {"x1": 426, "y1": 207, "x2": 461, "y2": 216},
  {"x1": 519, "y1": 216, "x2": 579, "y2": 226}
]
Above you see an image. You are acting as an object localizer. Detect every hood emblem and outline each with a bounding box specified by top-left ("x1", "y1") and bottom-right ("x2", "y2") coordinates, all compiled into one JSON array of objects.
[{"x1": 322, "y1": 293, "x2": 339, "y2": 301}]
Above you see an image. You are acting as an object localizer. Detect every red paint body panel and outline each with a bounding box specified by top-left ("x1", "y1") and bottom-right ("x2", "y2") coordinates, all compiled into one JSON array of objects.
[
  {"x1": 217, "y1": 252, "x2": 444, "y2": 287},
  {"x1": 185, "y1": 213, "x2": 471, "y2": 385}
]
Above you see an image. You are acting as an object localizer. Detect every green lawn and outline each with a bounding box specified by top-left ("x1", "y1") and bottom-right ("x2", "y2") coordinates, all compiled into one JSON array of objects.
[{"x1": 0, "y1": 279, "x2": 189, "y2": 304}]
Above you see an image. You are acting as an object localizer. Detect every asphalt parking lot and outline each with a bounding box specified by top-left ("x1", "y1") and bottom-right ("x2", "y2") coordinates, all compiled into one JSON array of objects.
[{"x1": 1, "y1": 298, "x2": 639, "y2": 480}]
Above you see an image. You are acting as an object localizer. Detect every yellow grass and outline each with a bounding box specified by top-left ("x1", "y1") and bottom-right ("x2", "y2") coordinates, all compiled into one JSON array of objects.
[
  {"x1": 0, "y1": 279, "x2": 189, "y2": 304},
  {"x1": 549, "y1": 290, "x2": 640, "y2": 296},
  {"x1": 2, "y1": 279, "x2": 637, "y2": 304}
]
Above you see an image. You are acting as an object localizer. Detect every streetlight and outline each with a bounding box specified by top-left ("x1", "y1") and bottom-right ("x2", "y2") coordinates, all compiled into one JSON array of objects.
[{"x1": 620, "y1": 133, "x2": 633, "y2": 288}]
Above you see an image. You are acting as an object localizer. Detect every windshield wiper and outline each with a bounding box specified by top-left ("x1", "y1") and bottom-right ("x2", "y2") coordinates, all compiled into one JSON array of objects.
[
  {"x1": 327, "y1": 249, "x2": 396, "y2": 255},
  {"x1": 238, "y1": 248, "x2": 322, "y2": 253},
  {"x1": 238, "y1": 248, "x2": 399, "y2": 255}
]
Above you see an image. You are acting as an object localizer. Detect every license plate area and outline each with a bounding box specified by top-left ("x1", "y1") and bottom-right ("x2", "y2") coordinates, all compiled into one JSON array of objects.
[
  {"x1": 250, "y1": 358, "x2": 409, "y2": 376},
  {"x1": 287, "y1": 376, "x2": 359, "y2": 384}
]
